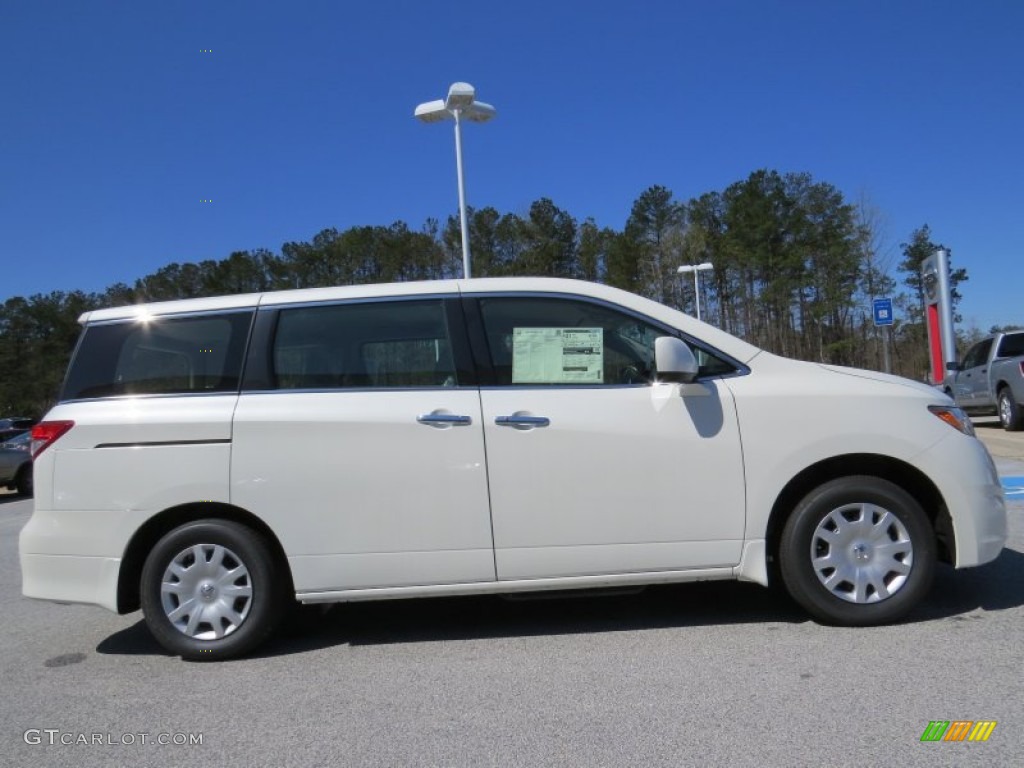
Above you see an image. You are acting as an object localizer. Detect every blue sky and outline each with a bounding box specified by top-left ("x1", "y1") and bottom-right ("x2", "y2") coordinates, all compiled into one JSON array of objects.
[{"x1": 3, "y1": 0, "x2": 1022, "y2": 330}]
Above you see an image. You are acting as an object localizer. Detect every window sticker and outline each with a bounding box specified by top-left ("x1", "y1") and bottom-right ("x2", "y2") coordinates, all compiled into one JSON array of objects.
[{"x1": 511, "y1": 328, "x2": 603, "y2": 383}]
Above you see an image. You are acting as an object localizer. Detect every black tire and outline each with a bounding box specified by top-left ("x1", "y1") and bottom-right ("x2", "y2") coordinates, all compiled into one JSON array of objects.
[
  {"x1": 998, "y1": 388, "x2": 1023, "y2": 431},
  {"x1": 140, "y1": 520, "x2": 286, "y2": 661},
  {"x1": 779, "y1": 476, "x2": 935, "y2": 626},
  {"x1": 15, "y1": 465, "x2": 33, "y2": 497}
]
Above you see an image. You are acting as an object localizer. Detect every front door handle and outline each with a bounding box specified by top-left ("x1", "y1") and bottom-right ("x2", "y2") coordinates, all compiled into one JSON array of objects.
[
  {"x1": 417, "y1": 412, "x2": 472, "y2": 428},
  {"x1": 495, "y1": 415, "x2": 550, "y2": 429}
]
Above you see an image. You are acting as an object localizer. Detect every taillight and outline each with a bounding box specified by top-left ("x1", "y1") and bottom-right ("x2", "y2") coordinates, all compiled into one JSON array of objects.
[{"x1": 31, "y1": 421, "x2": 74, "y2": 459}]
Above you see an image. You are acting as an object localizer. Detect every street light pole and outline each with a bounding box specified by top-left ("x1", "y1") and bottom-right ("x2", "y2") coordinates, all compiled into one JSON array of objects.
[
  {"x1": 414, "y1": 83, "x2": 496, "y2": 280},
  {"x1": 452, "y1": 110, "x2": 470, "y2": 279},
  {"x1": 677, "y1": 262, "x2": 714, "y2": 322}
]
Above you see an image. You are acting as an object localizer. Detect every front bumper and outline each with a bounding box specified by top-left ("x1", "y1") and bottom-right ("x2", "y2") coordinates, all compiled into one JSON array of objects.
[{"x1": 915, "y1": 432, "x2": 1007, "y2": 568}]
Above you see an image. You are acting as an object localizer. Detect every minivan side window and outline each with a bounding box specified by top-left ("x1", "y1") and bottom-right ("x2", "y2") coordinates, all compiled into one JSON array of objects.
[
  {"x1": 271, "y1": 300, "x2": 458, "y2": 389},
  {"x1": 475, "y1": 296, "x2": 726, "y2": 386},
  {"x1": 62, "y1": 311, "x2": 253, "y2": 401}
]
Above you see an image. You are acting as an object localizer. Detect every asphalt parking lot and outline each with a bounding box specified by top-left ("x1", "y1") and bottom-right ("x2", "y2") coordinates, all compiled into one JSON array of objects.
[
  {"x1": 974, "y1": 418, "x2": 1024, "y2": 462},
  {"x1": 2, "y1": 426, "x2": 1023, "y2": 767}
]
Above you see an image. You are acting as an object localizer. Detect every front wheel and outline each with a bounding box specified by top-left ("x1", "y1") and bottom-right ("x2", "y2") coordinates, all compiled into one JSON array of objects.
[
  {"x1": 140, "y1": 520, "x2": 286, "y2": 660},
  {"x1": 779, "y1": 476, "x2": 935, "y2": 626},
  {"x1": 998, "y1": 388, "x2": 1023, "y2": 431}
]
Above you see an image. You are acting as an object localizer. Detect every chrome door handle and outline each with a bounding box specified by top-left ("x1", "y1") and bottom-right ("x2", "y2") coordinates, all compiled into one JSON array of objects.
[
  {"x1": 495, "y1": 415, "x2": 550, "y2": 429},
  {"x1": 417, "y1": 413, "x2": 472, "y2": 427}
]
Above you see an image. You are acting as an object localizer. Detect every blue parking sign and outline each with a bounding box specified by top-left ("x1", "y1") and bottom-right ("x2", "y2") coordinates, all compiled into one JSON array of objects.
[{"x1": 873, "y1": 298, "x2": 893, "y2": 326}]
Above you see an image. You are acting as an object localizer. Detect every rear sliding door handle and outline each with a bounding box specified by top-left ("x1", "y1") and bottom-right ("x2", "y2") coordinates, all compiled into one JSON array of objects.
[
  {"x1": 495, "y1": 415, "x2": 550, "y2": 429},
  {"x1": 417, "y1": 413, "x2": 472, "y2": 427}
]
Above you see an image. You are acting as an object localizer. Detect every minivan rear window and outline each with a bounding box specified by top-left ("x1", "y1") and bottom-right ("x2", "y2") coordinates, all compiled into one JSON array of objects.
[{"x1": 62, "y1": 311, "x2": 253, "y2": 401}]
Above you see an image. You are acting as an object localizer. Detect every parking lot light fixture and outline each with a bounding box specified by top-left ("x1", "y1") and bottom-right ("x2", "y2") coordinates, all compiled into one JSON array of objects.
[
  {"x1": 414, "y1": 83, "x2": 496, "y2": 280},
  {"x1": 677, "y1": 262, "x2": 714, "y2": 321}
]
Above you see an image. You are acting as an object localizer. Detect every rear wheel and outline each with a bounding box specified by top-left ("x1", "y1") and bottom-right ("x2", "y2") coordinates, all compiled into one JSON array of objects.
[
  {"x1": 998, "y1": 388, "x2": 1023, "y2": 431},
  {"x1": 140, "y1": 520, "x2": 286, "y2": 660},
  {"x1": 15, "y1": 465, "x2": 32, "y2": 496},
  {"x1": 780, "y1": 476, "x2": 935, "y2": 625}
]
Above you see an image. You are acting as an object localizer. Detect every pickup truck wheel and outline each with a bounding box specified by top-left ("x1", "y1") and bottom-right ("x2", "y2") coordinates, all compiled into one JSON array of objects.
[
  {"x1": 140, "y1": 520, "x2": 286, "y2": 661},
  {"x1": 780, "y1": 476, "x2": 935, "y2": 626},
  {"x1": 998, "y1": 388, "x2": 1023, "y2": 431}
]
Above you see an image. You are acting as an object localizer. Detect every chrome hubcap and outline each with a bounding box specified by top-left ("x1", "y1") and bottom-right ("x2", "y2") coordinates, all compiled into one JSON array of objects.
[
  {"x1": 160, "y1": 544, "x2": 253, "y2": 640},
  {"x1": 1000, "y1": 396, "x2": 1011, "y2": 425},
  {"x1": 810, "y1": 503, "x2": 913, "y2": 604}
]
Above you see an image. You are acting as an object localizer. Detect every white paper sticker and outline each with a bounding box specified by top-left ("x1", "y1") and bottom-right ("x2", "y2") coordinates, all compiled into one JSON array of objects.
[{"x1": 511, "y1": 328, "x2": 603, "y2": 383}]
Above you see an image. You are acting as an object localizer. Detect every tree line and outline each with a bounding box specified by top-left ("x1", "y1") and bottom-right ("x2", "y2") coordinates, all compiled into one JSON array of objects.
[{"x1": 2, "y1": 169, "x2": 980, "y2": 417}]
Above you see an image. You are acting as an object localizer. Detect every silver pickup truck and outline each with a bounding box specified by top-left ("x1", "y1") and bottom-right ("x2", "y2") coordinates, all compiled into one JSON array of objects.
[{"x1": 945, "y1": 330, "x2": 1024, "y2": 430}]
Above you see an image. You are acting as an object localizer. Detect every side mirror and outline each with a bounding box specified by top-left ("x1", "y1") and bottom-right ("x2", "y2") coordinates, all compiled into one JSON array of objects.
[
  {"x1": 655, "y1": 337, "x2": 699, "y2": 384},
  {"x1": 946, "y1": 361, "x2": 961, "y2": 372}
]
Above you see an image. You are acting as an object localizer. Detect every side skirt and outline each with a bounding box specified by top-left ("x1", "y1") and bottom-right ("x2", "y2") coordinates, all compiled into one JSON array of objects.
[{"x1": 296, "y1": 566, "x2": 740, "y2": 604}]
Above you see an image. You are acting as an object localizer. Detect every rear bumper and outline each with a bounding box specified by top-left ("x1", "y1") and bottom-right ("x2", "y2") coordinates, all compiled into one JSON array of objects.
[
  {"x1": 19, "y1": 506, "x2": 127, "y2": 613},
  {"x1": 20, "y1": 552, "x2": 121, "y2": 613}
]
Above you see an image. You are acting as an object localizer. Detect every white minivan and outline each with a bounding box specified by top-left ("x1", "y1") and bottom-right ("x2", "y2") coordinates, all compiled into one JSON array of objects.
[{"x1": 21, "y1": 278, "x2": 1006, "y2": 659}]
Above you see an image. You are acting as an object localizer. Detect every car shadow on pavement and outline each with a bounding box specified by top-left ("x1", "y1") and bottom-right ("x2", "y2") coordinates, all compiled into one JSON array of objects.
[
  {"x1": 914, "y1": 547, "x2": 1024, "y2": 619},
  {"x1": 95, "y1": 548, "x2": 1024, "y2": 659},
  {"x1": 263, "y1": 581, "x2": 807, "y2": 657},
  {"x1": 96, "y1": 620, "x2": 174, "y2": 657},
  {"x1": 96, "y1": 581, "x2": 806, "y2": 660}
]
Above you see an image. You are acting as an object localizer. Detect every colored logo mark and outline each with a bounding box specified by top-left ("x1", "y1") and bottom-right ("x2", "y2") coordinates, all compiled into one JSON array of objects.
[
  {"x1": 1001, "y1": 476, "x2": 1024, "y2": 498},
  {"x1": 920, "y1": 720, "x2": 997, "y2": 742}
]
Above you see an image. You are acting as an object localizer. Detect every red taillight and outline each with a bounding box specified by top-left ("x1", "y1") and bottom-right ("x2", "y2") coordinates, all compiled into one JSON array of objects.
[{"x1": 31, "y1": 421, "x2": 74, "y2": 459}]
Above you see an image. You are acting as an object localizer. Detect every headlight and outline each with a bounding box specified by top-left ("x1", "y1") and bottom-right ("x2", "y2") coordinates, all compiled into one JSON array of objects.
[{"x1": 928, "y1": 405, "x2": 976, "y2": 437}]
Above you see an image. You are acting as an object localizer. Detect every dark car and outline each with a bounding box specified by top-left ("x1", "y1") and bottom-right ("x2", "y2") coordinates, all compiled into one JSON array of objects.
[
  {"x1": 0, "y1": 432, "x2": 32, "y2": 496},
  {"x1": 0, "y1": 417, "x2": 36, "y2": 443}
]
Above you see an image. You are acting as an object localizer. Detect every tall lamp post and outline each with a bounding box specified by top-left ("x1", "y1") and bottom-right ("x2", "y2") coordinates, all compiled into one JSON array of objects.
[
  {"x1": 414, "y1": 82, "x2": 496, "y2": 279},
  {"x1": 677, "y1": 262, "x2": 714, "y2": 321}
]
